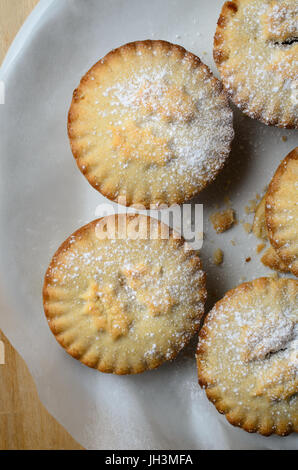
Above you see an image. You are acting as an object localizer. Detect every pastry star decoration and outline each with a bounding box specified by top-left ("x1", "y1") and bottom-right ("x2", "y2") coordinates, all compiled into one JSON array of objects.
[
  {"x1": 137, "y1": 81, "x2": 196, "y2": 123},
  {"x1": 111, "y1": 120, "x2": 172, "y2": 166},
  {"x1": 80, "y1": 281, "x2": 131, "y2": 339},
  {"x1": 122, "y1": 263, "x2": 176, "y2": 316}
]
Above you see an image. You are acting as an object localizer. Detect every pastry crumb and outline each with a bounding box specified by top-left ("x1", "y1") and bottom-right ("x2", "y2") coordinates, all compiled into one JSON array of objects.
[
  {"x1": 242, "y1": 222, "x2": 252, "y2": 233},
  {"x1": 210, "y1": 209, "x2": 236, "y2": 233},
  {"x1": 282, "y1": 136, "x2": 287, "y2": 142},
  {"x1": 213, "y1": 248, "x2": 224, "y2": 265},
  {"x1": 256, "y1": 243, "x2": 266, "y2": 253},
  {"x1": 245, "y1": 257, "x2": 251, "y2": 263}
]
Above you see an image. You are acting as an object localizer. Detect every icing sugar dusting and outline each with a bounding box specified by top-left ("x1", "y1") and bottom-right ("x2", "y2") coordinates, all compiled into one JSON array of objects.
[
  {"x1": 244, "y1": 312, "x2": 297, "y2": 362},
  {"x1": 45, "y1": 220, "x2": 206, "y2": 368},
  {"x1": 70, "y1": 43, "x2": 234, "y2": 204},
  {"x1": 217, "y1": 0, "x2": 298, "y2": 126},
  {"x1": 100, "y1": 64, "x2": 234, "y2": 179},
  {"x1": 199, "y1": 278, "x2": 298, "y2": 417}
]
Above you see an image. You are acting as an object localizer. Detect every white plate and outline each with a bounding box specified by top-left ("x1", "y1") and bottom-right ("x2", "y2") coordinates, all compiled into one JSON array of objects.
[{"x1": 0, "y1": 0, "x2": 297, "y2": 449}]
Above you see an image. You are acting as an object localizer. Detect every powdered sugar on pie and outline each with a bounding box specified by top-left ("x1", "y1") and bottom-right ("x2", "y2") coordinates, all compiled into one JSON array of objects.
[
  {"x1": 68, "y1": 40, "x2": 234, "y2": 207},
  {"x1": 214, "y1": 0, "x2": 298, "y2": 128},
  {"x1": 197, "y1": 277, "x2": 298, "y2": 436},
  {"x1": 43, "y1": 215, "x2": 207, "y2": 374}
]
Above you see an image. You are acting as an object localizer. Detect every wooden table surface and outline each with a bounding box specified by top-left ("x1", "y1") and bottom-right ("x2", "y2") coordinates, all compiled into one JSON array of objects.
[{"x1": 0, "y1": 0, "x2": 83, "y2": 450}]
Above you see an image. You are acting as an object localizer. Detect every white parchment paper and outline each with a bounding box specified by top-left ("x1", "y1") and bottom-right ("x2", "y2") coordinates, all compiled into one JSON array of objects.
[{"x1": 0, "y1": 0, "x2": 297, "y2": 449}]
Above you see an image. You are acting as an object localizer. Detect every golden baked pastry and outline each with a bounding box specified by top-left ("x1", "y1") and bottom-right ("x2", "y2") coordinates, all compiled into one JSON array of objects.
[
  {"x1": 214, "y1": 0, "x2": 298, "y2": 128},
  {"x1": 197, "y1": 277, "x2": 298, "y2": 436},
  {"x1": 43, "y1": 214, "x2": 207, "y2": 374},
  {"x1": 210, "y1": 208, "x2": 236, "y2": 233},
  {"x1": 266, "y1": 147, "x2": 298, "y2": 276},
  {"x1": 252, "y1": 195, "x2": 268, "y2": 241},
  {"x1": 252, "y1": 194, "x2": 290, "y2": 273},
  {"x1": 261, "y1": 245, "x2": 290, "y2": 272},
  {"x1": 68, "y1": 40, "x2": 234, "y2": 208}
]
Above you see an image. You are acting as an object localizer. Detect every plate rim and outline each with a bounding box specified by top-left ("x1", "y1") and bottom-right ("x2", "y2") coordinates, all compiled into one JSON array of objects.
[{"x1": 0, "y1": 0, "x2": 55, "y2": 80}]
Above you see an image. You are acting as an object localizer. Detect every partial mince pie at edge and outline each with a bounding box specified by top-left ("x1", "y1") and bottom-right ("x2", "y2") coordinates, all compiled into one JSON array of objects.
[
  {"x1": 197, "y1": 277, "x2": 298, "y2": 436},
  {"x1": 266, "y1": 147, "x2": 298, "y2": 276},
  {"x1": 43, "y1": 214, "x2": 207, "y2": 374},
  {"x1": 68, "y1": 40, "x2": 234, "y2": 208},
  {"x1": 214, "y1": 0, "x2": 298, "y2": 128}
]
